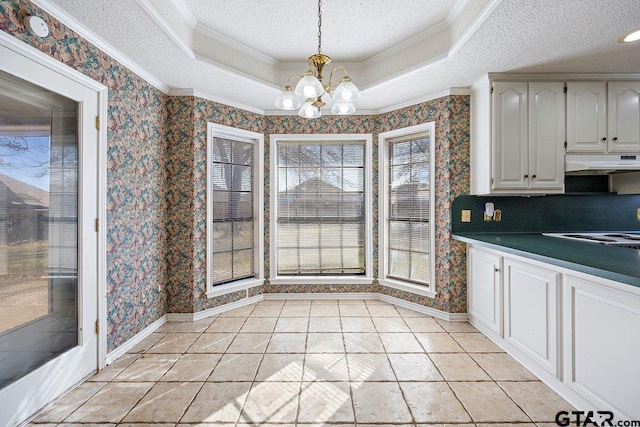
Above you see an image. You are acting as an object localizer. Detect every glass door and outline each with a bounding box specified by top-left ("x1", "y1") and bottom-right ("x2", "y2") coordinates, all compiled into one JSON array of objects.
[{"x1": 0, "y1": 43, "x2": 99, "y2": 427}]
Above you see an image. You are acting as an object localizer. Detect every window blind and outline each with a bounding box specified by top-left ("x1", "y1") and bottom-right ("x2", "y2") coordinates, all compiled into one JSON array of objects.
[
  {"x1": 387, "y1": 132, "x2": 430, "y2": 284},
  {"x1": 276, "y1": 142, "x2": 365, "y2": 275},
  {"x1": 210, "y1": 136, "x2": 254, "y2": 285}
]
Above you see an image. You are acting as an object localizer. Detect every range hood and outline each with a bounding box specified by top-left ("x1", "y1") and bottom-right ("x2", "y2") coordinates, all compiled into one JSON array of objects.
[{"x1": 565, "y1": 154, "x2": 640, "y2": 173}]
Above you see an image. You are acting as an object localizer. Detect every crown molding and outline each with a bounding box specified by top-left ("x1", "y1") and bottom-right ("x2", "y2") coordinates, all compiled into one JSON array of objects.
[
  {"x1": 169, "y1": 0, "x2": 197, "y2": 27},
  {"x1": 361, "y1": 53, "x2": 449, "y2": 92},
  {"x1": 487, "y1": 72, "x2": 640, "y2": 81},
  {"x1": 193, "y1": 54, "x2": 280, "y2": 91},
  {"x1": 31, "y1": 0, "x2": 170, "y2": 94},
  {"x1": 447, "y1": 0, "x2": 469, "y2": 23},
  {"x1": 168, "y1": 88, "x2": 265, "y2": 115},
  {"x1": 134, "y1": 0, "x2": 195, "y2": 60},
  {"x1": 263, "y1": 109, "x2": 379, "y2": 117},
  {"x1": 448, "y1": 0, "x2": 503, "y2": 58},
  {"x1": 376, "y1": 87, "x2": 470, "y2": 114},
  {"x1": 195, "y1": 22, "x2": 279, "y2": 66},
  {"x1": 366, "y1": 19, "x2": 449, "y2": 67},
  {"x1": 264, "y1": 87, "x2": 470, "y2": 116}
]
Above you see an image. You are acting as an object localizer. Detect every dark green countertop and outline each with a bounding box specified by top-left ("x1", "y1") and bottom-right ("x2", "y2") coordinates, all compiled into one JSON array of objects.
[{"x1": 453, "y1": 233, "x2": 640, "y2": 288}]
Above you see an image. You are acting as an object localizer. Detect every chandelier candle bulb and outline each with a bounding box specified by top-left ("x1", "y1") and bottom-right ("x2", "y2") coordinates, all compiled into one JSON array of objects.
[{"x1": 275, "y1": 0, "x2": 360, "y2": 118}]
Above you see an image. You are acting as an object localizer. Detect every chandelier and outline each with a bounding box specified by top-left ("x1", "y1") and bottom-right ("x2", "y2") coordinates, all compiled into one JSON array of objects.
[{"x1": 275, "y1": 0, "x2": 360, "y2": 118}]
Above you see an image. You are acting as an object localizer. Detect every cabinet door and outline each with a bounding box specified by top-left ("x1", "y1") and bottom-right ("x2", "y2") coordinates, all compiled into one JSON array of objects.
[
  {"x1": 566, "y1": 82, "x2": 607, "y2": 153},
  {"x1": 491, "y1": 82, "x2": 529, "y2": 190},
  {"x1": 563, "y1": 275, "x2": 640, "y2": 419},
  {"x1": 503, "y1": 258, "x2": 559, "y2": 376},
  {"x1": 528, "y1": 82, "x2": 565, "y2": 191},
  {"x1": 608, "y1": 81, "x2": 640, "y2": 153},
  {"x1": 467, "y1": 247, "x2": 502, "y2": 335}
]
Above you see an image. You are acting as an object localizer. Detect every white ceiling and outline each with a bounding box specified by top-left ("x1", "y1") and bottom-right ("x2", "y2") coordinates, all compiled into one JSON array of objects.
[{"x1": 33, "y1": 0, "x2": 640, "y2": 115}]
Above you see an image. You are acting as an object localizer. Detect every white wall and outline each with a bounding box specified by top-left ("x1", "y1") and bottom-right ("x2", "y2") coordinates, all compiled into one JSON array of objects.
[{"x1": 610, "y1": 172, "x2": 640, "y2": 194}]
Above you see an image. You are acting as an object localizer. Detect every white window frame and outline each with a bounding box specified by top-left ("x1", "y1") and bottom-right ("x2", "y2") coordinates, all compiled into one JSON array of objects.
[
  {"x1": 270, "y1": 133, "x2": 373, "y2": 285},
  {"x1": 206, "y1": 123, "x2": 264, "y2": 298},
  {"x1": 378, "y1": 122, "x2": 437, "y2": 298}
]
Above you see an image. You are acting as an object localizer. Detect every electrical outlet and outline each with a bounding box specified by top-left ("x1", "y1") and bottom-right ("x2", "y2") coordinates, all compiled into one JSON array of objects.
[
  {"x1": 461, "y1": 210, "x2": 471, "y2": 222},
  {"x1": 637, "y1": 208, "x2": 640, "y2": 221}
]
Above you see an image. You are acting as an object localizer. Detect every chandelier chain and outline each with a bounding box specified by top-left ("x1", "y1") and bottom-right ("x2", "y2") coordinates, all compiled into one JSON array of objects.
[{"x1": 317, "y1": 0, "x2": 322, "y2": 54}]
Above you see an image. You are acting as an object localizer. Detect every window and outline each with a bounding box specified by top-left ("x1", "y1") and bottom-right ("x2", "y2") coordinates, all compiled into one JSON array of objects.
[
  {"x1": 270, "y1": 134, "x2": 372, "y2": 282},
  {"x1": 207, "y1": 124, "x2": 263, "y2": 294},
  {"x1": 379, "y1": 123, "x2": 435, "y2": 295}
]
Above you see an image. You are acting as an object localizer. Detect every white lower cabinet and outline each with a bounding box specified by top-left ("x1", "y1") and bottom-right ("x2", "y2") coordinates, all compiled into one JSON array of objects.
[
  {"x1": 467, "y1": 247, "x2": 502, "y2": 335},
  {"x1": 466, "y1": 244, "x2": 640, "y2": 419},
  {"x1": 503, "y1": 258, "x2": 559, "y2": 376},
  {"x1": 563, "y1": 275, "x2": 640, "y2": 419}
]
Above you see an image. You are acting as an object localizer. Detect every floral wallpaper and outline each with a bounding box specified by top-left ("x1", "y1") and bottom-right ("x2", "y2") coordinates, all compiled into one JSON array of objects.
[
  {"x1": 171, "y1": 97, "x2": 470, "y2": 315},
  {"x1": 377, "y1": 96, "x2": 471, "y2": 313},
  {"x1": 1, "y1": 0, "x2": 470, "y2": 354}
]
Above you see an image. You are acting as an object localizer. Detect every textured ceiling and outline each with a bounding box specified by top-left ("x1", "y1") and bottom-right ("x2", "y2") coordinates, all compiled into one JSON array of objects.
[
  {"x1": 184, "y1": 0, "x2": 456, "y2": 62},
  {"x1": 33, "y1": 0, "x2": 640, "y2": 114}
]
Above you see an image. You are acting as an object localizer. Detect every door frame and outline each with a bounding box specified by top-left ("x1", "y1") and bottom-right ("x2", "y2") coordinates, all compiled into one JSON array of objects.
[{"x1": 0, "y1": 29, "x2": 107, "y2": 420}]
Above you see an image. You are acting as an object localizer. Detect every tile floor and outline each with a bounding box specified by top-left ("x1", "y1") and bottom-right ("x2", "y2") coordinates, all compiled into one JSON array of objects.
[{"x1": 30, "y1": 299, "x2": 574, "y2": 426}]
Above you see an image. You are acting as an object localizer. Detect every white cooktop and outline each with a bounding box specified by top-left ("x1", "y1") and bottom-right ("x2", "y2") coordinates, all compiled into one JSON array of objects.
[{"x1": 543, "y1": 232, "x2": 640, "y2": 246}]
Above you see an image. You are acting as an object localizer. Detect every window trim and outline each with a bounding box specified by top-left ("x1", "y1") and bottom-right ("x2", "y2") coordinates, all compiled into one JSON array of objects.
[
  {"x1": 378, "y1": 123, "x2": 437, "y2": 298},
  {"x1": 269, "y1": 133, "x2": 373, "y2": 285},
  {"x1": 206, "y1": 123, "x2": 264, "y2": 298}
]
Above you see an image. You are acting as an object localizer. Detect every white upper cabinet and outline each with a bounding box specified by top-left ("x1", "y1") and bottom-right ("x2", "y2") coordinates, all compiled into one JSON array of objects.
[
  {"x1": 567, "y1": 81, "x2": 640, "y2": 154},
  {"x1": 608, "y1": 81, "x2": 640, "y2": 153},
  {"x1": 491, "y1": 82, "x2": 529, "y2": 191},
  {"x1": 528, "y1": 82, "x2": 565, "y2": 190},
  {"x1": 490, "y1": 81, "x2": 564, "y2": 193},
  {"x1": 566, "y1": 81, "x2": 607, "y2": 153},
  {"x1": 471, "y1": 74, "x2": 640, "y2": 195}
]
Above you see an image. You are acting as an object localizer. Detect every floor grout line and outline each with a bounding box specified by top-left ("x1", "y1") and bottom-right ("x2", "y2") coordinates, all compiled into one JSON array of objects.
[{"x1": 31, "y1": 299, "x2": 573, "y2": 426}]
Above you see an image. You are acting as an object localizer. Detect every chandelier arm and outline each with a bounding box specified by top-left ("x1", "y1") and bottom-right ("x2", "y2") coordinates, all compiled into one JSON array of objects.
[
  {"x1": 327, "y1": 66, "x2": 349, "y2": 94},
  {"x1": 285, "y1": 74, "x2": 305, "y2": 87}
]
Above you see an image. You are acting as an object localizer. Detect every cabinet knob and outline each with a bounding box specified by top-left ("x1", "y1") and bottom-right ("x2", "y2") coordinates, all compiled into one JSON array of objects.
[
  {"x1": 524, "y1": 174, "x2": 529, "y2": 179},
  {"x1": 494, "y1": 268, "x2": 500, "y2": 272},
  {"x1": 613, "y1": 137, "x2": 618, "y2": 141},
  {"x1": 601, "y1": 137, "x2": 607, "y2": 141},
  {"x1": 532, "y1": 174, "x2": 537, "y2": 179}
]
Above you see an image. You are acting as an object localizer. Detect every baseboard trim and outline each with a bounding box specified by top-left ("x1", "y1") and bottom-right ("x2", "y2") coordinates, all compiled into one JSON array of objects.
[
  {"x1": 167, "y1": 295, "x2": 264, "y2": 322},
  {"x1": 194, "y1": 295, "x2": 263, "y2": 321},
  {"x1": 262, "y1": 292, "x2": 379, "y2": 300},
  {"x1": 379, "y1": 294, "x2": 468, "y2": 321},
  {"x1": 105, "y1": 315, "x2": 167, "y2": 364}
]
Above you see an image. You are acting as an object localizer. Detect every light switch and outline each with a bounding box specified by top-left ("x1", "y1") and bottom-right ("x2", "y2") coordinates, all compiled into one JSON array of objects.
[
  {"x1": 461, "y1": 210, "x2": 471, "y2": 222},
  {"x1": 637, "y1": 208, "x2": 640, "y2": 221}
]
